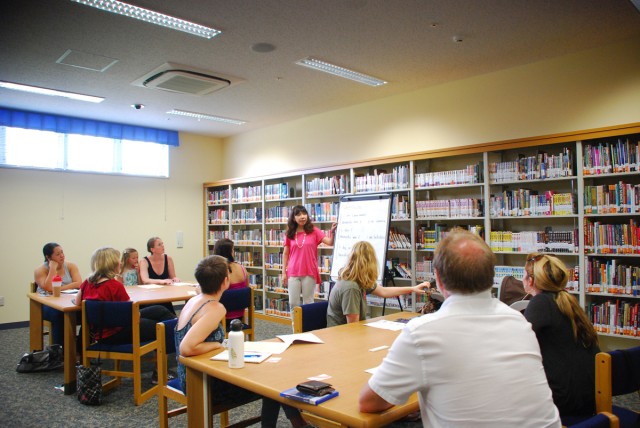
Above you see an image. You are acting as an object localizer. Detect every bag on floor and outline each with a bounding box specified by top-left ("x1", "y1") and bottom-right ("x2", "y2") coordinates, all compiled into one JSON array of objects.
[
  {"x1": 77, "y1": 361, "x2": 102, "y2": 405},
  {"x1": 16, "y1": 344, "x2": 64, "y2": 373}
]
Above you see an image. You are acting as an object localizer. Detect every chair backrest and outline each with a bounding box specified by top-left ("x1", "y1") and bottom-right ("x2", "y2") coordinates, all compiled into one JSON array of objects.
[
  {"x1": 566, "y1": 412, "x2": 619, "y2": 428},
  {"x1": 29, "y1": 282, "x2": 37, "y2": 293},
  {"x1": 608, "y1": 346, "x2": 640, "y2": 396},
  {"x1": 219, "y1": 287, "x2": 252, "y2": 312},
  {"x1": 293, "y1": 301, "x2": 328, "y2": 333},
  {"x1": 84, "y1": 300, "x2": 134, "y2": 328},
  {"x1": 159, "y1": 318, "x2": 179, "y2": 355}
]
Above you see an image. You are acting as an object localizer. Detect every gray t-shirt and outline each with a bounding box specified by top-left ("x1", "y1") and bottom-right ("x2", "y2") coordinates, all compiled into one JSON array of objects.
[{"x1": 326, "y1": 279, "x2": 376, "y2": 327}]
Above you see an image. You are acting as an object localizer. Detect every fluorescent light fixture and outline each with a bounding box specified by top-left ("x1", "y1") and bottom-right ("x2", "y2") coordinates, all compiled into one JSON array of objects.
[
  {"x1": 295, "y1": 57, "x2": 387, "y2": 87},
  {"x1": 167, "y1": 109, "x2": 246, "y2": 125},
  {"x1": 630, "y1": 0, "x2": 640, "y2": 13},
  {"x1": 0, "y1": 81, "x2": 104, "y2": 103},
  {"x1": 70, "y1": 0, "x2": 222, "y2": 39}
]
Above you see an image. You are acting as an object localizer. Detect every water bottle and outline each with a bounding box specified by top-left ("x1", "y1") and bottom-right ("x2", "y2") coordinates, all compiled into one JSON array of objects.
[{"x1": 228, "y1": 319, "x2": 245, "y2": 369}]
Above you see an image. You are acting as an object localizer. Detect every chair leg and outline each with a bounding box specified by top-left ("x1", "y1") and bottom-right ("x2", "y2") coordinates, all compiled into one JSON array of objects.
[{"x1": 220, "y1": 411, "x2": 230, "y2": 427}]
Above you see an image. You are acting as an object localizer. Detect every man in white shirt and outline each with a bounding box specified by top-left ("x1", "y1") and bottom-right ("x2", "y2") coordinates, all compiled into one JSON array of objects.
[{"x1": 359, "y1": 229, "x2": 560, "y2": 428}]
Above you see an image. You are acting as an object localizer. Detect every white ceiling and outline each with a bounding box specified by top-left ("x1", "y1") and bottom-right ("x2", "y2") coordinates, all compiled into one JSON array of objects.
[{"x1": 1, "y1": 0, "x2": 639, "y2": 138}]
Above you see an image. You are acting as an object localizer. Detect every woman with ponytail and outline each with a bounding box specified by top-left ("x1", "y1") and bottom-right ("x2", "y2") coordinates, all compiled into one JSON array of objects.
[{"x1": 523, "y1": 253, "x2": 599, "y2": 421}]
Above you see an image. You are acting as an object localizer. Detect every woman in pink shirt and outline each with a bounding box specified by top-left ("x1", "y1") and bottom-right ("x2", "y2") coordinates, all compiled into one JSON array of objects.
[{"x1": 282, "y1": 205, "x2": 336, "y2": 315}]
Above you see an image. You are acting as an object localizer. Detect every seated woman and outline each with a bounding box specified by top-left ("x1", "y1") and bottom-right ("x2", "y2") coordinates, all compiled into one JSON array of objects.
[
  {"x1": 213, "y1": 238, "x2": 249, "y2": 330},
  {"x1": 327, "y1": 241, "x2": 429, "y2": 326},
  {"x1": 73, "y1": 247, "x2": 175, "y2": 344},
  {"x1": 139, "y1": 236, "x2": 180, "y2": 313},
  {"x1": 523, "y1": 253, "x2": 600, "y2": 422},
  {"x1": 33, "y1": 242, "x2": 82, "y2": 345},
  {"x1": 176, "y1": 255, "x2": 308, "y2": 428}
]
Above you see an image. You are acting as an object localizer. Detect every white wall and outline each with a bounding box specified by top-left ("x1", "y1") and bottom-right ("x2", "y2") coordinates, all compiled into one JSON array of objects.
[
  {"x1": 222, "y1": 35, "x2": 640, "y2": 178},
  {"x1": 0, "y1": 132, "x2": 224, "y2": 324}
]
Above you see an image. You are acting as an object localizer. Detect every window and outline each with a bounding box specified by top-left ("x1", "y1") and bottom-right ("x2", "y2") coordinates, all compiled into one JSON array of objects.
[{"x1": 0, "y1": 126, "x2": 170, "y2": 177}]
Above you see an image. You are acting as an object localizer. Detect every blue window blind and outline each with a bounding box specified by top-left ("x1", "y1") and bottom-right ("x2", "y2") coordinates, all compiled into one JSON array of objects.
[{"x1": 0, "y1": 107, "x2": 179, "y2": 146}]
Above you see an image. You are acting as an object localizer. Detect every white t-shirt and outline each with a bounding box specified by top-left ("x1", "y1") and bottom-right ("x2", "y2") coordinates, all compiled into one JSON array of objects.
[{"x1": 368, "y1": 289, "x2": 560, "y2": 428}]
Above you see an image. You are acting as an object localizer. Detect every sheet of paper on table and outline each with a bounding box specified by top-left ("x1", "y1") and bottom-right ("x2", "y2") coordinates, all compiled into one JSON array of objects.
[
  {"x1": 244, "y1": 332, "x2": 324, "y2": 355},
  {"x1": 172, "y1": 282, "x2": 197, "y2": 286},
  {"x1": 138, "y1": 284, "x2": 164, "y2": 289},
  {"x1": 365, "y1": 319, "x2": 407, "y2": 331}
]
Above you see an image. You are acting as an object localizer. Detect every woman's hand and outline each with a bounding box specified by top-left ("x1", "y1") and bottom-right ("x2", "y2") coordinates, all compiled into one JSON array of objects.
[{"x1": 413, "y1": 281, "x2": 431, "y2": 294}]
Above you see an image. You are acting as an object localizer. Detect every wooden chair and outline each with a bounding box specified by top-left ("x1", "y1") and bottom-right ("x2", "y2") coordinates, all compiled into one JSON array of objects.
[
  {"x1": 293, "y1": 301, "x2": 328, "y2": 333},
  {"x1": 30, "y1": 282, "x2": 53, "y2": 346},
  {"x1": 156, "y1": 320, "x2": 261, "y2": 428},
  {"x1": 81, "y1": 300, "x2": 158, "y2": 405},
  {"x1": 595, "y1": 347, "x2": 640, "y2": 428},
  {"x1": 563, "y1": 412, "x2": 619, "y2": 428},
  {"x1": 220, "y1": 287, "x2": 255, "y2": 341}
]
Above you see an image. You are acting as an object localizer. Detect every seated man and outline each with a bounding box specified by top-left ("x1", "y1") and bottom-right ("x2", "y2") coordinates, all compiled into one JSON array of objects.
[{"x1": 359, "y1": 229, "x2": 561, "y2": 428}]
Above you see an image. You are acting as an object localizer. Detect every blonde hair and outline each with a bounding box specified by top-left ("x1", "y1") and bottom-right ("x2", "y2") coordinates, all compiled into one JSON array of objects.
[
  {"x1": 525, "y1": 253, "x2": 598, "y2": 348},
  {"x1": 120, "y1": 247, "x2": 137, "y2": 274},
  {"x1": 88, "y1": 247, "x2": 121, "y2": 284},
  {"x1": 338, "y1": 241, "x2": 378, "y2": 290}
]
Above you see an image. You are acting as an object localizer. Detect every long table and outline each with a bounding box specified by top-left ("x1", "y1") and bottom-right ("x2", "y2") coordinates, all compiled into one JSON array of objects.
[
  {"x1": 28, "y1": 284, "x2": 196, "y2": 394},
  {"x1": 181, "y1": 311, "x2": 419, "y2": 428}
]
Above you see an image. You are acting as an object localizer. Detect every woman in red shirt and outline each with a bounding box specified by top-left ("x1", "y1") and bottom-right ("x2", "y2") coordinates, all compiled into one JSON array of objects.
[{"x1": 74, "y1": 247, "x2": 175, "y2": 344}]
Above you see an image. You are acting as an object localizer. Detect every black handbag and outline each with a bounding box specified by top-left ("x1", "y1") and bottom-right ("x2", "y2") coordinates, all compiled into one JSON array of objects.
[
  {"x1": 16, "y1": 344, "x2": 64, "y2": 373},
  {"x1": 77, "y1": 360, "x2": 102, "y2": 405}
]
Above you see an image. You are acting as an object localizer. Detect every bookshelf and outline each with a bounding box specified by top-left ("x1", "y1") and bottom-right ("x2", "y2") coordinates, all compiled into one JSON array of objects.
[{"x1": 204, "y1": 124, "x2": 640, "y2": 338}]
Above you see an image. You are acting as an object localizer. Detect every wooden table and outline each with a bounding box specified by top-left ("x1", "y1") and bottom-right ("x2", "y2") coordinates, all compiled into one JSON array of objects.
[
  {"x1": 28, "y1": 284, "x2": 196, "y2": 394},
  {"x1": 181, "y1": 312, "x2": 419, "y2": 428}
]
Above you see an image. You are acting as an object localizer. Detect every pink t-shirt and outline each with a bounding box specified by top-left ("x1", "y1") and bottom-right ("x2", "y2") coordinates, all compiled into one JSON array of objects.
[{"x1": 284, "y1": 226, "x2": 325, "y2": 284}]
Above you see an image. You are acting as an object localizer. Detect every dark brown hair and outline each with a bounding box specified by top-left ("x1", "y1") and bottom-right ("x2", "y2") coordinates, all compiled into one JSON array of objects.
[{"x1": 286, "y1": 205, "x2": 314, "y2": 239}]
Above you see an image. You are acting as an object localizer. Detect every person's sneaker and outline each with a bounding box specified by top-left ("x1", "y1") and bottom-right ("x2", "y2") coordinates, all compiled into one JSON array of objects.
[{"x1": 151, "y1": 370, "x2": 177, "y2": 385}]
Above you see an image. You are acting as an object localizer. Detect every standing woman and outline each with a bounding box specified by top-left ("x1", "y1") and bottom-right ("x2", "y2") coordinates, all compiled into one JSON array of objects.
[
  {"x1": 282, "y1": 205, "x2": 336, "y2": 312},
  {"x1": 214, "y1": 238, "x2": 249, "y2": 331},
  {"x1": 139, "y1": 237, "x2": 180, "y2": 285},
  {"x1": 523, "y1": 253, "x2": 600, "y2": 421},
  {"x1": 327, "y1": 241, "x2": 429, "y2": 327},
  {"x1": 34, "y1": 242, "x2": 82, "y2": 345}
]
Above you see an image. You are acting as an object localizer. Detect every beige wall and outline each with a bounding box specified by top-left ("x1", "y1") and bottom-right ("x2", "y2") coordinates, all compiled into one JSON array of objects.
[
  {"x1": 222, "y1": 35, "x2": 640, "y2": 178},
  {"x1": 0, "y1": 132, "x2": 224, "y2": 324}
]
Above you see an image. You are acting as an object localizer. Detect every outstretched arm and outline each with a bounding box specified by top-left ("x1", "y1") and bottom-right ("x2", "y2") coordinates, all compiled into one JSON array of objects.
[{"x1": 372, "y1": 281, "x2": 430, "y2": 298}]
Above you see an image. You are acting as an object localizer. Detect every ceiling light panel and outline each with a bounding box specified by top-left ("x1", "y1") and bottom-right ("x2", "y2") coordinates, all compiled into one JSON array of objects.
[
  {"x1": 167, "y1": 109, "x2": 246, "y2": 125},
  {"x1": 295, "y1": 57, "x2": 387, "y2": 87},
  {"x1": 70, "y1": 0, "x2": 222, "y2": 39},
  {"x1": 0, "y1": 81, "x2": 104, "y2": 103}
]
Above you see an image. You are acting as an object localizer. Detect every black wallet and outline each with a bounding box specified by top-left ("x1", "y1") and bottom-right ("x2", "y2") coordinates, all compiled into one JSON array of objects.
[{"x1": 296, "y1": 380, "x2": 335, "y2": 396}]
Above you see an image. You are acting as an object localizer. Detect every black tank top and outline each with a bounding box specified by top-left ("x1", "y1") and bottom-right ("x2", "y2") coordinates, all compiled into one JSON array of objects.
[{"x1": 146, "y1": 254, "x2": 169, "y2": 279}]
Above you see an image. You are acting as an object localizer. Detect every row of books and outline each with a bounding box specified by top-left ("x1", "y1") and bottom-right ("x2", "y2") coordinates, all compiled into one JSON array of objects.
[
  {"x1": 391, "y1": 194, "x2": 410, "y2": 220},
  {"x1": 586, "y1": 258, "x2": 639, "y2": 295},
  {"x1": 265, "y1": 183, "x2": 292, "y2": 200},
  {"x1": 584, "y1": 219, "x2": 640, "y2": 254},
  {"x1": 388, "y1": 228, "x2": 411, "y2": 249},
  {"x1": 489, "y1": 147, "x2": 574, "y2": 183},
  {"x1": 489, "y1": 230, "x2": 578, "y2": 253},
  {"x1": 265, "y1": 297, "x2": 292, "y2": 317},
  {"x1": 207, "y1": 230, "x2": 229, "y2": 245},
  {"x1": 354, "y1": 165, "x2": 410, "y2": 193},
  {"x1": 232, "y1": 208, "x2": 262, "y2": 224},
  {"x1": 264, "y1": 205, "x2": 291, "y2": 223},
  {"x1": 587, "y1": 300, "x2": 639, "y2": 337},
  {"x1": 584, "y1": 182, "x2": 640, "y2": 214},
  {"x1": 415, "y1": 163, "x2": 483, "y2": 188},
  {"x1": 236, "y1": 251, "x2": 261, "y2": 267},
  {"x1": 207, "y1": 189, "x2": 230, "y2": 205},
  {"x1": 265, "y1": 229, "x2": 285, "y2": 246},
  {"x1": 231, "y1": 185, "x2": 262, "y2": 203},
  {"x1": 416, "y1": 198, "x2": 482, "y2": 218},
  {"x1": 208, "y1": 209, "x2": 230, "y2": 224},
  {"x1": 248, "y1": 274, "x2": 263, "y2": 288},
  {"x1": 489, "y1": 191, "x2": 575, "y2": 217},
  {"x1": 264, "y1": 252, "x2": 283, "y2": 269},
  {"x1": 583, "y1": 138, "x2": 640, "y2": 175},
  {"x1": 415, "y1": 258, "x2": 435, "y2": 282},
  {"x1": 304, "y1": 202, "x2": 339, "y2": 222},
  {"x1": 306, "y1": 175, "x2": 349, "y2": 197},
  {"x1": 231, "y1": 229, "x2": 262, "y2": 245},
  {"x1": 416, "y1": 224, "x2": 484, "y2": 250},
  {"x1": 493, "y1": 265, "x2": 526, "y2": 286}
]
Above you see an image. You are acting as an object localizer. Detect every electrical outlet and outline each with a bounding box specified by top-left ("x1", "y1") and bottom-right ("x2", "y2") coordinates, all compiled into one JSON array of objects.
[
  {"x1": 176, "y1": 231, "x2": 184, "y2": 248},
  {"x1": 0, "y1": 296, "x2": 4, "y2": 306}
]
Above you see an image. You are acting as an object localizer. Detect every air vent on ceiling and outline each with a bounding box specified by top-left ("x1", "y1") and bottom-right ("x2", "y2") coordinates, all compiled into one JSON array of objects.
[{"x1": 132, "y1": 63, "x2": 243, "y2": 96}]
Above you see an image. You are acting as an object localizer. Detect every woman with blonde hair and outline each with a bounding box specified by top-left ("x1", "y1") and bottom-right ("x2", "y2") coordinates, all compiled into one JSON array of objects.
[
  {"x1": 327, "y1": 241, "x2": 429, "y2": 326},
  {"x1": 523, "y1": 253, "x2": 599, "y2": 421},
  {"x1": 74, "y1": 247, "x2": 175, "y2": 345}
]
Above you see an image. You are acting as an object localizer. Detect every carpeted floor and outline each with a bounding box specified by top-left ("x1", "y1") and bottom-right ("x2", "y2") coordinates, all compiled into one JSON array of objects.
[{"x1": 1, "y1": 318, "x2": 637, "y2": 427}]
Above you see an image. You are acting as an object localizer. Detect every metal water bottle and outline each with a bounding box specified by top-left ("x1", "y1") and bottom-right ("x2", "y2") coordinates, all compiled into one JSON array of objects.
[{"x1": 228, "y1": 319, "x2": 245, "y2": 369}]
